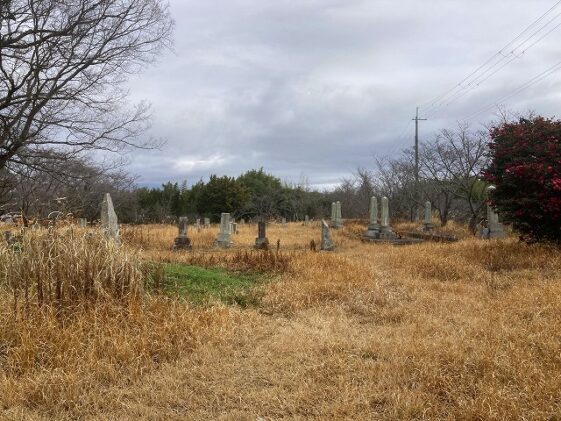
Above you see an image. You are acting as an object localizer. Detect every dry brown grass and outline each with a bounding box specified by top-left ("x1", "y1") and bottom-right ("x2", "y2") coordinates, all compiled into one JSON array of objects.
[{"x1": 1, "y1": 222, "x2": 561, "y2": 419}]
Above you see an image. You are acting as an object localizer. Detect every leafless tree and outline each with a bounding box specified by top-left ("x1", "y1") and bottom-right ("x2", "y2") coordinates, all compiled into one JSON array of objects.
[
  {"x1": 419, "y1": 123, "x2": 490, "y2": 231},
  {"x1": 0, "y1": 0, "x2": 173, "y2": 172}
]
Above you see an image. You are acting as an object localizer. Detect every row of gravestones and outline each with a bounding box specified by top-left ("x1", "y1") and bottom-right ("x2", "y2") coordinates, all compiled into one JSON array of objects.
[
  {"x1": 330, "y1": 190, "x2": 505, "y2": 241},
  {"x1": 93, "y1": 191, "x2": 505, "y2": 251}
]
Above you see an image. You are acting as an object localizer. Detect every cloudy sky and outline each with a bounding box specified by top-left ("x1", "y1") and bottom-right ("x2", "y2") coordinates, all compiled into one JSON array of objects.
[{"x1": 126, "y1": 0, "x2": 561, "y2": 189}]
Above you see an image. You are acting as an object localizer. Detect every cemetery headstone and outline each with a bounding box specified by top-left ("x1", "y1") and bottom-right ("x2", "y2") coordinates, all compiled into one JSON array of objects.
[
  {"x1": 304, "y1": 215, "x2": 310, "y2": 226},
  {"x1": 334, "y1": 201, "x2": 343, "y2": 228},
  {"x1": 173, "y1": 216, "x2": 192, "y2": 250},
  {"x1": 255, "y1": 220, "x2": 269, "y2": 249},
  {"x1": 281, "y1": 217, "x2": 287, "y2": 228},
  {"x1": 379, "y1": 196, "x2": 396, "y2": 239},
  {"x1": 321, "y1": 219, "x2": 334, "y2": 251},
  {"x1": 215, "y1": 213, "x2": 233, "y2": 248},
  {"x1": 100, "y1": 193, "x2": 120, "y2": 243},
  {"x1": 78, "y1": 218, "x2": 87, "y2": 228},
  {"x1": 204, "y1": 217, "x2": 210, "y2": 228},
  {"x1": 482, "y1": 186, "x2": 505, "y2": 239},
  {"x1": 364, "y1": 196, "x2": 381, "y2": 239},
  {"x1": 423, "y1": 201, "x2": 434, "y2": 232}
]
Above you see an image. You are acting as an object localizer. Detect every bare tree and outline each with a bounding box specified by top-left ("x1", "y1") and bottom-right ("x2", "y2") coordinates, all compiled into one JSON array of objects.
[
  {"x1": 0, "y1": 0, "x2": 173, "y2": 172},
  {"x1": 419, "y1": 123, "x2": 489, "y2": 231}
]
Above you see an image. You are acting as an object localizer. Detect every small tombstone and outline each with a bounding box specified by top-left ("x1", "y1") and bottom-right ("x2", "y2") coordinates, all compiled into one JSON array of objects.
[
  {"x1": 215, "y1": 213, "x2": 233, "y2": 248},
  {"x1": 330, "y1": 202, "x2": 337, "y2": 226},
  {"x1": 364, "y1": 196, "x2": 381, "y2": 239},
  {"x1": 255, "y1": 220, "x2": 269, "y2": 249},
  {"x1": 196, "y1": 218, "x2": 202, "y2": 232},
  {"x1": 231, "y1": 222, "x2": 238, "y2": 234},
  {"x1": 100, "y1": 193, "x2": 120, "y2": 243},
  {"x1": 78, "y1": 218, "x2": 87, "y2": 228},
  {"x1": 379, "y1": 197, "x2": 396, "y2": 239},
  {"x1": 423, "y1": 201, "x2": 434, "y2": 232},
  {"x1": 304, "y1": 215, "x2": 310, "y2": 226},
  {"x1": 321, "y1": 219, "x2": 334, "y2": 251},
  {"x1": 204, "y1": 217, "x2": 210, "y2": 228},
  {"x1": 173, "y1": 216, "x2": 192, "y2": 250},
  {"x1": 336, "y1": 201, "x2": 343, "y2": 228},
  {"x1": 482, "y1": 186, "x2": 505, "y2": 239},
  {"x1": 281, "y1": 217, "x2": 287, "y2": 228}
]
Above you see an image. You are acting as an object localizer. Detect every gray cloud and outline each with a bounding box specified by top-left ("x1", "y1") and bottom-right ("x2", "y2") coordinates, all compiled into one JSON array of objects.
[{"x1": 125, "y1": 0, "x2": 561, "y2": 188}]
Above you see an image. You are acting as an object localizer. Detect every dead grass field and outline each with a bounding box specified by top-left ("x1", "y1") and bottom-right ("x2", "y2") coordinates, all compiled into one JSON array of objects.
[{"x1": 1, "y1": 222, "x2": 561, "y2": 420}]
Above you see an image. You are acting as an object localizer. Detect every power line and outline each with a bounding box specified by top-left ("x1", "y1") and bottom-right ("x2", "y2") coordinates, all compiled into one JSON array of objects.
[
  {"x1": 420, "y1": 0, "x2": 561, "y2": 118},
  {"x1": 463, "y1": 59, "x2": 561, "y2": 121}
]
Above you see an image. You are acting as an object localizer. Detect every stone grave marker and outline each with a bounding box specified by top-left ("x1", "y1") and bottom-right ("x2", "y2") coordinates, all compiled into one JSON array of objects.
[
  {"x1": 100, "y1": 193, "x2": 120, "y2": 243},
  {"x1": 379, "y1": 196, "x2": 396, "y2": 239},
  {"x1": 482, "y1": 186, "x2": 505, "y2": 239},
  {"x1": 321, "y1": 219, "x2": 334, "y2": 251},
  {"x1": 423, "y1": 201, "x2": 434, "y2": 232},
  {"x1": 215, "y1": 213, "x2": 233, "y2": 248},
  {"x1": 255, "y1": 220, "x2": 269, "y2": 249},
  {"x1": 173, "y1": 216, "x2": 192, "y2": 250},
  {"x1": 364, "y1": 196, "x2": 381, "y2": 240}
]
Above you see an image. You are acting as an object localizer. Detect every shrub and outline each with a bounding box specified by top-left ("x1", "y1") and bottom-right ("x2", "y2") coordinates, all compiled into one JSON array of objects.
[{"x1": 485, "y1": 117, "x2": 561, "y2": 243}]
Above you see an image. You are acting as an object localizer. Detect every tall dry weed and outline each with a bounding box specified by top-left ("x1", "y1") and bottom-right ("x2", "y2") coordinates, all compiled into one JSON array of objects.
[{"x1": 0, "y1": 228, "x2": 142, "y2": 312}]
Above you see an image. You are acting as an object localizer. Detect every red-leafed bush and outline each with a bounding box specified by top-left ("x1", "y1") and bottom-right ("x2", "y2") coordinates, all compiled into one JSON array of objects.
[{"x1": 485, "y1": 117, "x2": 561, "y2": 243}]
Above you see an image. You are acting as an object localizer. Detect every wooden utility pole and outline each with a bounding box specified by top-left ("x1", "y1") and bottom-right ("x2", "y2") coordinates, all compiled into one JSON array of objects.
[{"x1": 412, "y1": 107, "x2": 427, "y2": 221}]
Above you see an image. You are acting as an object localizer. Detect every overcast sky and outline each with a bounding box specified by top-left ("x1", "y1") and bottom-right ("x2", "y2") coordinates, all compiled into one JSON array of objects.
[{"x1": 126, "y1": 0, "x2": 561, "y2": 189}]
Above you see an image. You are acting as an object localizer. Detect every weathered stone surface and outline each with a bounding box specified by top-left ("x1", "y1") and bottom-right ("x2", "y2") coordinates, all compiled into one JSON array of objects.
[
  {"x1": 78, "y1": 218, "x2": 87, "y2": 228},
  {"x1": 423, "y1": 201, "x2": 434, "y2": 232},
  {"x1": 379, "y1": 196, "x2": 396, "y2": 239},
  {"x1": 204, "y1": 217, "x2": 210, "y2": 227},
  {"x1": 100, "y1": 193, "x2": 120, "y2": 243},
  {"x1": 215, "y1": 213, "x2": 233, "y2": 248},
  {"x1": 321, "y1": 219, "x2": 334, "y2": 251},
  {"x1": 482, "y1": 186, "x2": 505, "y2": 239},
  {"x1": 281, "y1": 217, "x2": 287, "y2": 227},
  {"x1": 255, "y1": 220, "x2": 269, "y2": 249},
  {"x1": 173, "y1": 216, "x2": 192, "y2": 250},
  {"x1": 364, "y1": 196, "x2": 380, "y2": 239},
  {"x1": 304, "y1": 215, "x2": 310, "y2": 226},
  {"x1": 336, "y1": 201, "x2": 343, "y2": 228},
  {"x1": 331, "y1": 201, "x2": 343, "y2": 229}
]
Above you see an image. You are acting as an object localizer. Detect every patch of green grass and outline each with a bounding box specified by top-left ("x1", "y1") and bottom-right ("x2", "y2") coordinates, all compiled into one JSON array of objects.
[{"x1": 162, "y1": 264, "x2": 262, "y2": 306}]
